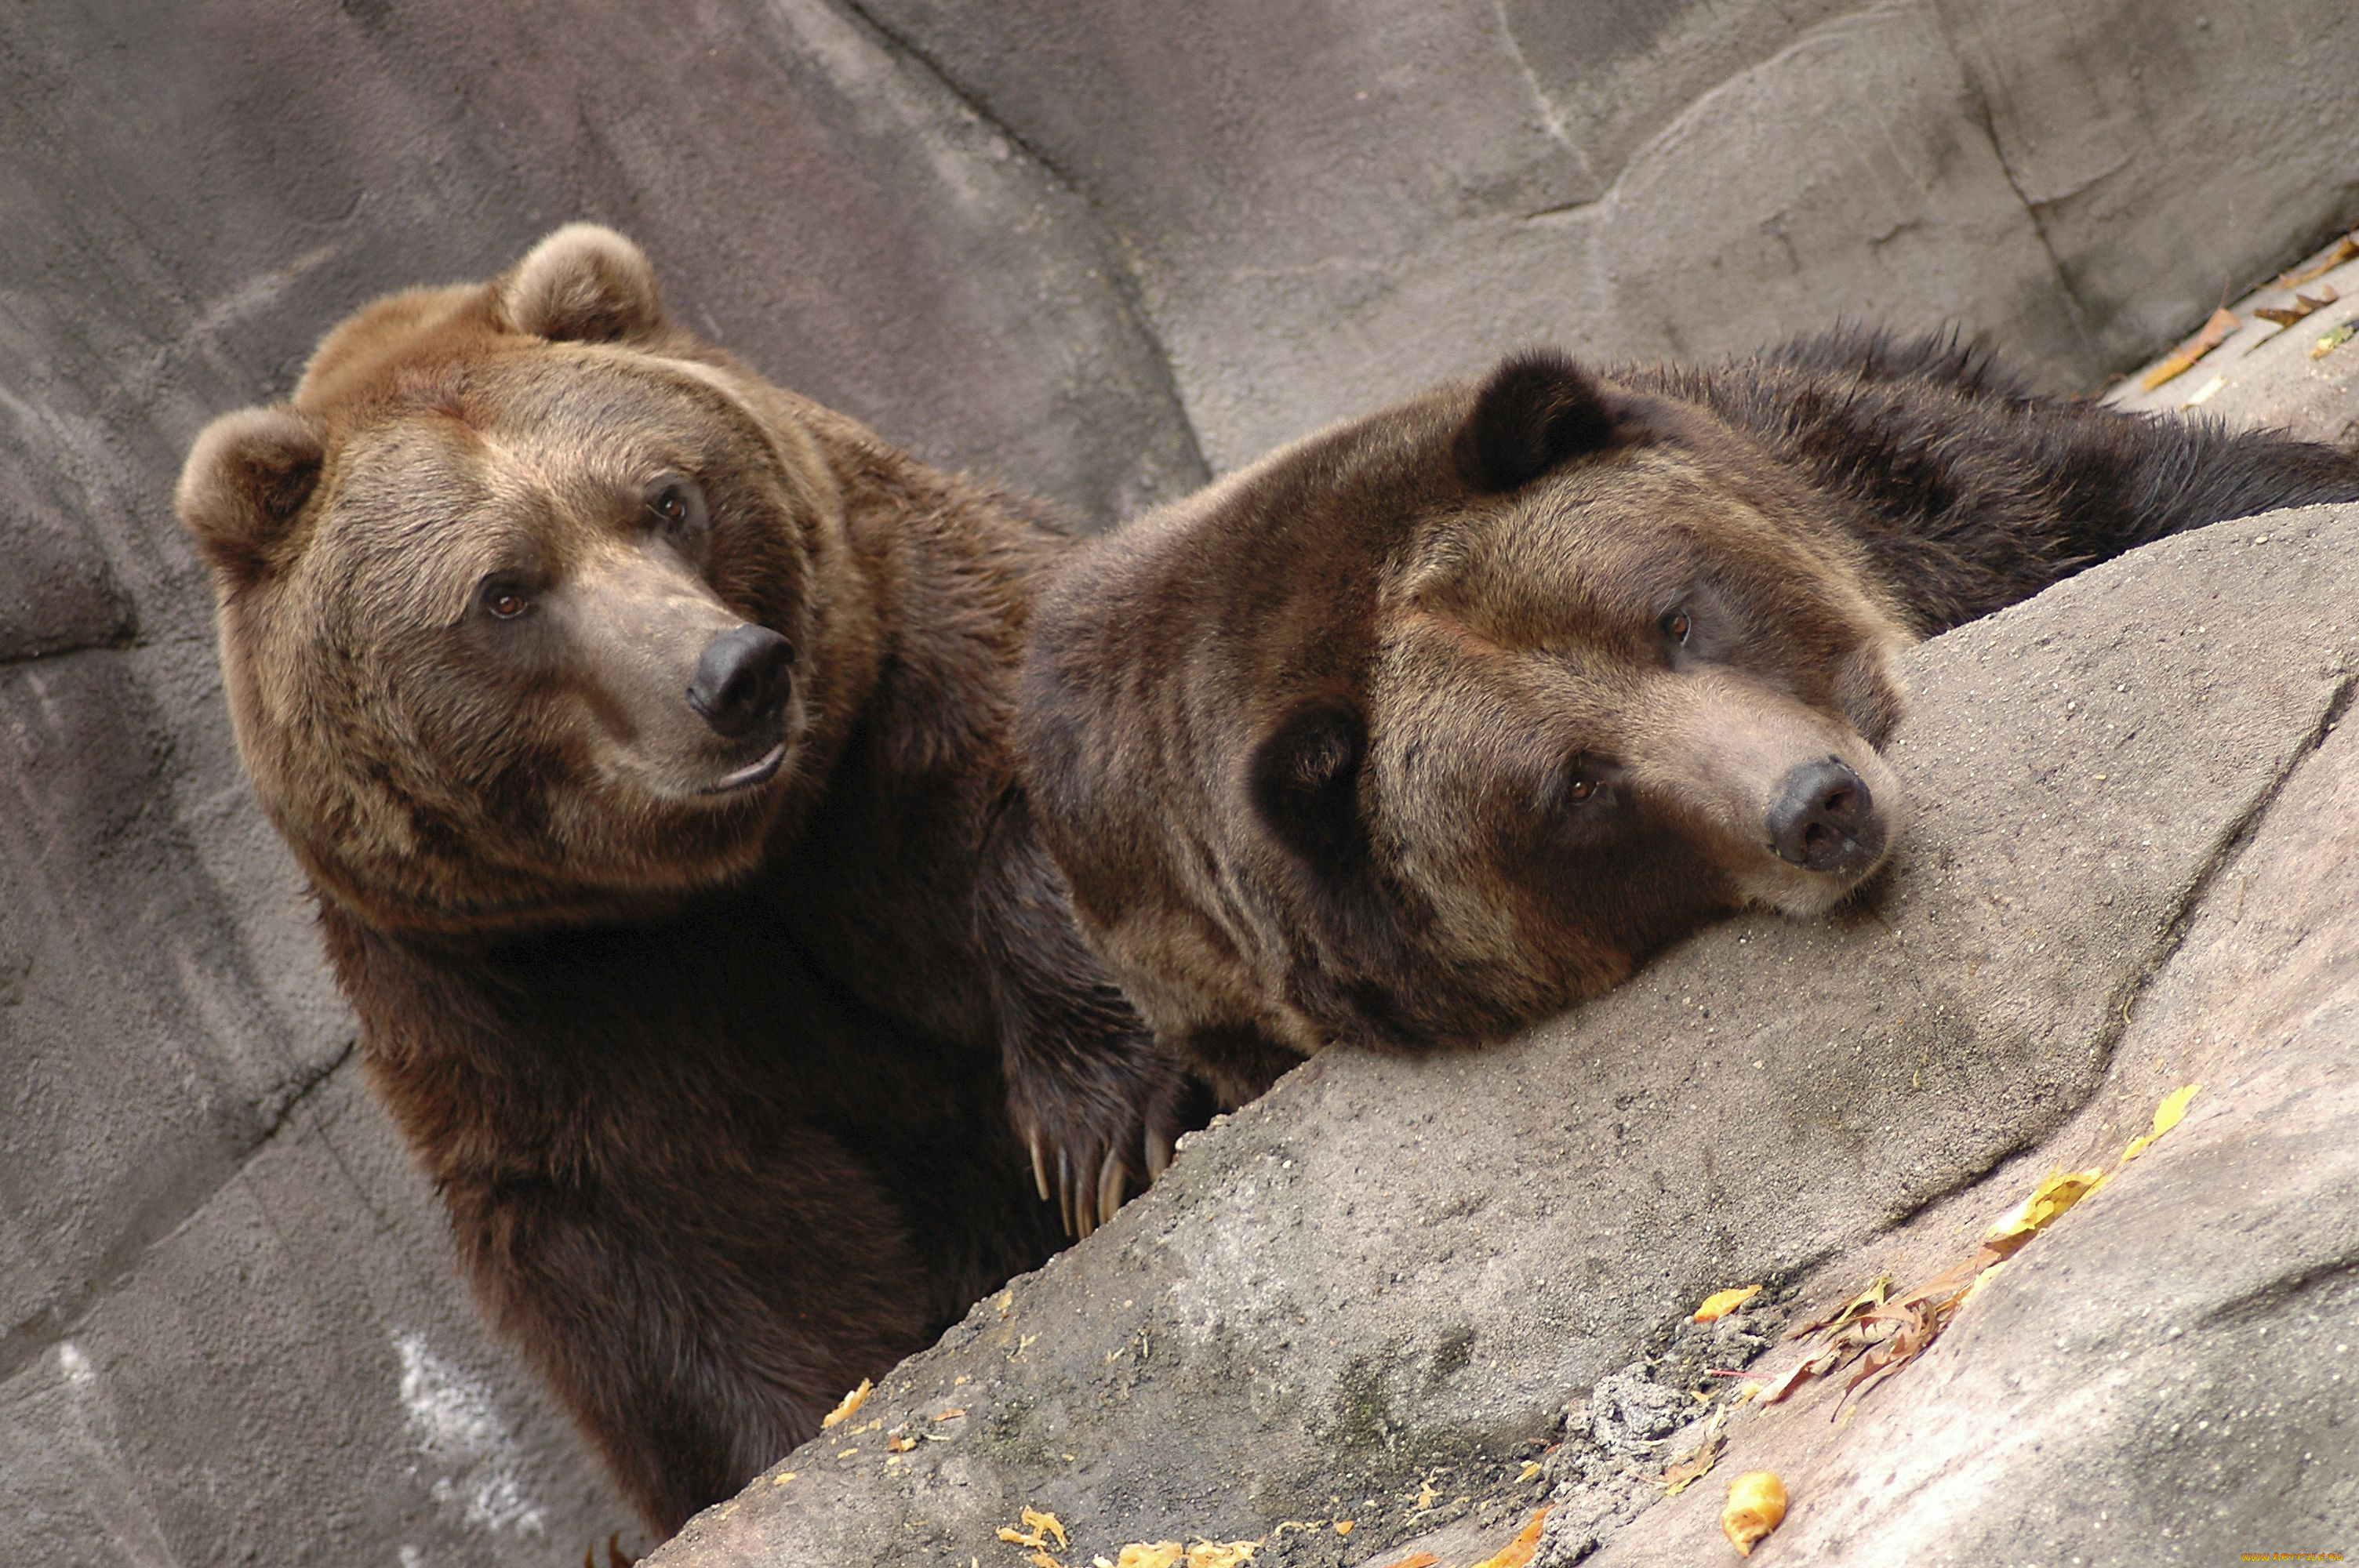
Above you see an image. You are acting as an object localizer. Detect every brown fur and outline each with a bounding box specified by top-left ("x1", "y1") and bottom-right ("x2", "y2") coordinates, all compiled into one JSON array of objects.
[
  {"x1": 176, "y1": 227, "x2": 1187, "y2": 1536},
  {"x1": 1019, "y1": 332, "x2": 2359, "y2": 1096}
]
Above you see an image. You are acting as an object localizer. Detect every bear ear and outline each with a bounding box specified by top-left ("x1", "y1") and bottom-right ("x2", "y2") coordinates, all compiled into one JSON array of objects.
[
  {"x1": 1247, "y1": 695, "x2": 1369, "y2": 873},
  {"x1": 496, "y1": 223, "x2": 667, "y2": 344},
  {"x1": 1453, "y1": 349, "x2": 1636, "y2": 494},
  {"x1": 175, "y1": 405, "x2": 326, "y2": 587}
]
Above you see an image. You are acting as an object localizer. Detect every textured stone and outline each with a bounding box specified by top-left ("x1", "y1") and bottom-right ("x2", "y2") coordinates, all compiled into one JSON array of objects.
[
  {"x1": 859, "y1": 0, "x2": 2359, "y2": 470},
  {"x1": 1586, "y1": 678, "x2": 2359, "y2": 1567},
  {"x1": 0, "y1": 649, "x2": 343, "y2": 1381},
  {"x1": 650, "y1": 509, "x2": 2359, "y2": 1566},
  {"x1": 0, "y1": 1067, "x2": 630, "y2": 1566},
  {"x1": 0, "y1": 441, "x2": 132, "y2": 661}
]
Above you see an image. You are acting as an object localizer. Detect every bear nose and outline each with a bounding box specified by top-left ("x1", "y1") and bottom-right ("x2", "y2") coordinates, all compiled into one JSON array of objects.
[
  {"x1": 1766, "y1": 757, "x2": 1881, "y2": 873},
  {"x1": 686, "y1": 624, "x2": 795, "y2": 739}
]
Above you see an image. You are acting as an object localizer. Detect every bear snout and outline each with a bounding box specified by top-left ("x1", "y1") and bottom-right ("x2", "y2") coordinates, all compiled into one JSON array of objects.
[
  {"x1": 687, "y1": 624, "x2": 796, "y2": 739},
  {"x1": 1765, "y1": 756, "x2": 1883, "y2": 873}
]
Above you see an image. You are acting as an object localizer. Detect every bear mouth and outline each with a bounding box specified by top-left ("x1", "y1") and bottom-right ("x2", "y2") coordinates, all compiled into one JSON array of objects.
[{"x1": 702, "y1": 739, "x2": 790, "y2": 795}]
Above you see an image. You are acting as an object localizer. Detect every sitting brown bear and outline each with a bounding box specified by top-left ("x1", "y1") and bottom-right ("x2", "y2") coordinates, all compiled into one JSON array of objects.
[
  {"x1": 1017, "y1": 329, "x2": 2359, "y2": 1104},
  {"x1": 174, "y1": 226, "x2": 1188, "y2": 1536}
]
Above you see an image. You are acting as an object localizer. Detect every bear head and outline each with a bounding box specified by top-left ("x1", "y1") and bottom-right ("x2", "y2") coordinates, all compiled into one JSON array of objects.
[
  {"x1": 176, "y1": 225, "x2": 875, "y2": 935},
  {"x1": 1021, "y1": 350, "x2": 1912, "y2": 1065}
]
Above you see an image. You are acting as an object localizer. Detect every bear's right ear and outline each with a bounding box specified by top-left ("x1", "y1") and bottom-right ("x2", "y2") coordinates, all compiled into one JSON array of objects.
[
  {"x1": 496, "y1": 223, "x2": 667, "y2": 344},
  {"x1": 1453, "y1": 349, "x2": 1637, "y2": 494},
  {"x1": 175, "y1": 405, "x2": 326, "y2": 588},
  {"x1": 1248, "y1": 696, "x2": 1369, "y2": 874}
]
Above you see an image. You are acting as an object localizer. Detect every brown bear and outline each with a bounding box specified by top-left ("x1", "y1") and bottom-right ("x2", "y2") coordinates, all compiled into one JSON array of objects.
[
  {"x1": 1017, "y1": 329, "x2": 2359, "y2": 1103},
  {"x1": 173, "y1": 225, "x2": 1190, "y2": 1536}
]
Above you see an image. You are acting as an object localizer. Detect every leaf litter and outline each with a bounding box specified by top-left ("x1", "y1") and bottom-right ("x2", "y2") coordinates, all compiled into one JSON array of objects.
[
  {"x1": 1761, "y1": 1085, "x2": 2201, "y2": 1414},
  {"x1": 2140, "y1": 308, "x2": 2238, "y2": 390}
]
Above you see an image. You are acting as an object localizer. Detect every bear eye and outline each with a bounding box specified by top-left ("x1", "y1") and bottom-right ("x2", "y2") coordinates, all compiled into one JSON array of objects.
[
  {"x1": 645, "y1": 475, "x2": 707, "y2": 540},
  {"x1": 478, "y1": 579, "x2": 533, "y2": 621},
  {"x1": 1556, "y1": 755, "x2": 1609, "y2": 810},
  {"x1": 1663, "y1": 608, "x2": 1692, "y2": 645}
]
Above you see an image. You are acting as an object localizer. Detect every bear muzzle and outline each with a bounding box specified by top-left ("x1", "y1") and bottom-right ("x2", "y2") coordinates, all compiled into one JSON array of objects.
[
  {"x1": 688, "y1": 624, "x2": 796, "y2": 735},
  {"x1": 687, "y1": 624, "x2": 796, "y2": 793},
  {"x1": 1765, "y1": 755, "x2": 1885, "y2": 874}
]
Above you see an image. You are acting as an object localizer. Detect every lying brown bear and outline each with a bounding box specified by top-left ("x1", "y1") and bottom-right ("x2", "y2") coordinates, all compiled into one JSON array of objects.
[
  {"x1": 174, "y1": 226, "x2": 1188, "y2": 1535},
  {"x1": 1018, "y1": 330, "x2": 2359, "y2": 1104}
]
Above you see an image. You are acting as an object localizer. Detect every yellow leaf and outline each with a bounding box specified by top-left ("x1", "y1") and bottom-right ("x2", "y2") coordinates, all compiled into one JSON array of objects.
[
  {"x1": 1110, "y1": 1546, "x2": 1183, "y2": 1568},
  {"x1": 2280, "y1": 234, "x2": 2359, "y2": 287},
  {"x1": 1983, "y1": 1168, "x2": 2106, "y2": 1247},
  {"x1": 819, "y1": 1378, "x2": 872, "y2": 1429},
  {"x1": 2121, "y1": 1083, "x2": 2201, "y2": 1163},
  {"x1": 1016, "y1": 1510, "x2": 1070, "y2": 1550},
  {"x1": 1467, "y1": 1506, "x2": 1552, "y2": 1568},
  {"x1": 1721, "y1": 1472, "x2": 1789, "y2": 1558},
  {"x1": 1692, "y1": 1284, "x2": 1763, "y2": 1323},
  {"x1": 1028, "y1": 1555, "x2": 1063, "y2": 1568},
  {"x1": 1183, "y1": 1544, "x2": 1258, "y2": 1568},
  {"x1": 2141, "y1": 308, "x2": 2237, "y2": 390}
]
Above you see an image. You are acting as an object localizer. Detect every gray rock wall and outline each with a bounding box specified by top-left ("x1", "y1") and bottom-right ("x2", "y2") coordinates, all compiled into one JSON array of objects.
[{"x1": 4, "y1": 1, "x2": 2354, "y2": 1563}]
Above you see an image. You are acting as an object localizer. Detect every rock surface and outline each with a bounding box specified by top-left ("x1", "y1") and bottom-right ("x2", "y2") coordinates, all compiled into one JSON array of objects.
[
  {"x1": 651, "y1": 507, "x2": 2359, "y2": 1567},
  {"x1": 6, "y1": 2, "x2": 2357, "y2": 1563}
]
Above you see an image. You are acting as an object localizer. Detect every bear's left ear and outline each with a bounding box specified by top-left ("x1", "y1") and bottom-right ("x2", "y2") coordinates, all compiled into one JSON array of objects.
[
  {"x1": 175, "y1": 405, "x2": 327, "y2": 589},
  {"x1": 496, "y1": 223, "x2": 667, "y2": 343},
  {"x1": 1453, "y1": 349, "x2": 1639, "y2": 494},
  {"x1": 1248, "y1": 695, "x2": 1369, "y2": 875}
]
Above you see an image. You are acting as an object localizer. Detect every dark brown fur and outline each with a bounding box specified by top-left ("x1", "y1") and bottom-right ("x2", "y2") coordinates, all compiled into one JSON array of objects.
[
  {"x1": 176, "y1": 227, "x2": 1186, "y2": 1536},
  {"x1": 1019, "y1": 328, "x2": 2359, "y2": 1096}
]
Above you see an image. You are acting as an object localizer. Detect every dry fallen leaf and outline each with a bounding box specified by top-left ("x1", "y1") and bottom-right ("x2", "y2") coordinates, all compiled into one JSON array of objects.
[
  {"x1": 886, "y1": 1432, "x2": 918, "y2": 1453},
  {"x1": 1693, "y1": 1285, "x2": 1763, "y2": 1323},
  {"x1": 1183, "y1": 1543, "x2": 1258, "y2": 1568},
  {"x1": 935, "y1": 1407, "x2": 969, "y2": 1421},
  {"x1": 1789, "y1": 1276, "x2": 1888, "y2": 1338},
  {"x1": 2313, "y1": 321, "x2": 2359, "y2": 360},
  {"x1": 1983, "y1": 1167, "x2": 2109, "y2": 1252},
  {"x1": 1756, "y1": 1348, "x2": 1837, "y2": 1406},
  {"x1": 1659, "y1": 1417, "x2": 1728, "y2": 1497},
  {"x1": 1721, "y1": 1472, "x2": 1789, "y2": 1557},
  {"x1": 2255, "y1": 285, "x2": 2340, "y2": 328},
  {"x1": 819, "y1": 1378, "x2": 872, "y2": 1429},
  {"x1": 1110, "y1": 1545, "x2": 1182, "y2": 1568},
  {"x1": 2140, "y1": 307, "x2": 2238, "y2": 390},
  {"x1": 2280, "y1": 234, "x2": 2359, "y2": 288},
  {"x1": 1467, "y1": 1506, "x2": 1552, "y2": 1568},
  {"x1": 999, "y1": 1509, "x2": 1071, "y2": 1552},
  {"x1": 2122, "y1": 1083, "x2": 2201, "y2": 1162}
]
